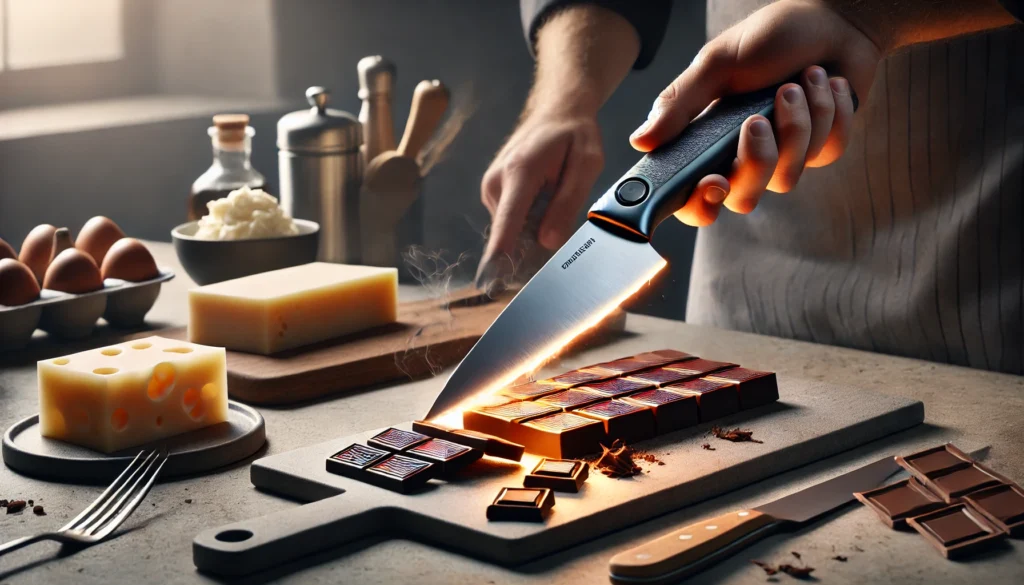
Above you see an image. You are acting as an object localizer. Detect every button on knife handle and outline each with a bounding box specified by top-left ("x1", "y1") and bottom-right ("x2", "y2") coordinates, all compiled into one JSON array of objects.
[
  {"x1": 589, "y1": 75, "x2": 858, "y2": 240},
  {"x1": 608, "y1": 509, "x2": 780, "y2": 584}
]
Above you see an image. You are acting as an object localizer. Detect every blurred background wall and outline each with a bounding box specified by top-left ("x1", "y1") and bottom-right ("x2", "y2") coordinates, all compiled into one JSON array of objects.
[{"x1": 0, "y1": 0, "x2": 705, "y2": 319}]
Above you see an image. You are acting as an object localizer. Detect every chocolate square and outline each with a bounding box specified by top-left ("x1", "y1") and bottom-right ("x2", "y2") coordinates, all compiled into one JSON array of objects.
[
  {"x1": 930, "y1": 464, "x2": 1005, "y2": 502},
  {"x1": 622, "y1": 388, "x2": 700, "y2": 434},
  {"x1": 405, "y1": 438, "x2": 483, "y2": 474},
  {"x1": 537, "y1": 388, "x2": 606, "y2": 411},
  {"x1": 964, "y1": 483, "x2": 1024, "y2": 536},
  {"x1": 897, "y1": 443, "x2": 973, "y2": 479},
  {"x1": 664, "y1": 358, "x2": 737, "y2": 377},
  {"x1": 498, "y1": 380, "x2": 565, "y2": 401},
  {"x1": 326, "y1": 443, "x2": 390, "y2": 479},
  {"x1": 412, "y1": 420, "x2": 526, "y2": 462},
  {"x1": 463, "y1": 401, "x2": 560, "y2": 439},
  {"x1": 487, "y1": 487, "x2": 555, "y2": 522},
  {"x1": 626, "y1": 367, "x2": 699, "y2": 387},
  {"x1": 906, "y1": 503, "x2": 1006, "y2": 559},
  {"x1": 591, "y1": 357, "x2": 656, "y2": 375},
  {"x1": 548, "y1": 367, "x2": 617, "y2": 387},
  {"x1": 631, "y1": 349, "x2": 696, "y2": 367},
  {"x1": 666, "y1": 378, "x2": 739, "y2": 422},
  {"x1": 853, "y1": 478, "x2": 947, "y2": 529},
  {"x1": 705, "y1": 367, "x2": 779, "y2": 410},
  {"x1": 517, "y1": 412, "x2": 605, "y2": 459},
  {"x1": 364, "y1": 454, "x2": 436, "y2": 493},
  {"x1": 574, "y1": 399, "x2": 655, "y2": 443},
  {"x1": 578, "y1": 377, "x2": 654, "y2": 398},
  {"x1": 367, "y1": 428, "x2": 430, "y2": 452},
  {"x1": 524, "y1": 459, "x2": 590, "y2": 493}
]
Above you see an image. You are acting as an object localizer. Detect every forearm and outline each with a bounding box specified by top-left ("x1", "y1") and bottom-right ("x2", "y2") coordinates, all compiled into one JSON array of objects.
[
  {"x1": 824, "y1": 0, "x2": 1017, "y2": 52},
  {"x1": 525, "y1": 5, "x2": 640, "y2": 119}
]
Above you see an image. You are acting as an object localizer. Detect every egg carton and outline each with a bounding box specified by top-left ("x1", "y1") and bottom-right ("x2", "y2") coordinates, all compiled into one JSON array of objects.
[{"x1": 0, "y1": 268, "x2": 174, "y2": 351}]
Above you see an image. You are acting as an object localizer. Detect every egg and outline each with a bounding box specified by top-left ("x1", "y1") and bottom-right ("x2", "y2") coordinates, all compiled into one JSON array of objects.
[
  {"x1": 76, "y1": 216, "x2": 125, "y2": 266},
  {"x1": 43, "y1": 248, "x2": 103, "y2": 294},
  {"x1": 0, "y1": 258, "x2": 41, "y2": 306},
  {"x1": 0, "y1": 237, "x2": 16, "y2": 261},
  {"x1": 19, "y1": 224, "x2": 57, "y2": 283},
  {"x1": 100, "y1": 238, "x2": 159, "y2": 282}
]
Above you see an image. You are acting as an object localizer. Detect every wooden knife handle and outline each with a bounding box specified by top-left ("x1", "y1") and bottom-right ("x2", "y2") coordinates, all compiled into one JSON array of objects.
[
  {"x1": 398, "y1": 80, "x2": 449, "y2": 159},
  {"x1": 608, "y1": 509, "x2": 779, "y2": 583}
]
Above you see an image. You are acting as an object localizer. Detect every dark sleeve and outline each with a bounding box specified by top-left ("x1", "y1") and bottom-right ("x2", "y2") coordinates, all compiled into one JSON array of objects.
[
  {"x1": 998, "y1": 0, "x2": 1024, "y2": 20},
  {"x1": 520, "y1": 0, "x2": 671, "y2": 69}
]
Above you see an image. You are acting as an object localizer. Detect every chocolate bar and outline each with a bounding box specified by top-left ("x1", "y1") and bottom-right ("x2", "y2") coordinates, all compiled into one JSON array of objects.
[
  {"x1": 631, "y1": 349, "x2": 695, "y2": 367},
  {"x1": 548, "y1": 366, "x2": 618, "y2": 387},
  {"x1": 705, "y1": 367, "x2": 778, "y2": 410},
  {"x1": 621, "y1": 388, "x2": 699, "y2": 434},
  {"x1": 963, "y1": 483, "x2": 1024, "y2": 536},
  {"x1": 367, "y1": 427, "x2": 430, "y2": 452},
  {"x1": 896, "y1": 443, "x2": 973, "y2": 479},
  {"x1": 517, "y1": 412, "x2": 605, "y2": 459},
  {"x1": 486, "y1": 487, "x2": 555, "y2": 522},
  {"x1": 326, "y1": 444, "x2": 436, "y2": 494},
  {"x1": 664, "y1": 358, "x2": 737, "y2": 377},
  {"x1": 574, "y1": 399, "x2": 655, "y2": 443},
  {"x1": 498, "y1": 380, "x2": 565, "y2": 401},
  {"x1": 906, "y1": 503, "x2": 1007, "y2": 559},
  {"x1": 536, "y1": 388, "x2": 606, "y2": 411},
  {"x1": 666, "y1": 378, "x2": 739, "y2": 422},
  {"x1": 854, "y1": 478, "x2": 947, "y2": 529},
  {"x1": 523, "y1": 459, "x2": 589, "y2": 493},
  {"x1": 626, "y1": 367, "x2": 700, "y2": 387},
  {"x1": 463, "y1": 401, "x2": 559, "y2": 439},
  {"x1": 412, "y1": 420, "x2": 525, "y2": 461},
  {"x1": 577, "y1": 377, "x2": 654, "y2": 398},
  {"x1": 404, "y1": 438, "x2": 482, "y2": 474}
]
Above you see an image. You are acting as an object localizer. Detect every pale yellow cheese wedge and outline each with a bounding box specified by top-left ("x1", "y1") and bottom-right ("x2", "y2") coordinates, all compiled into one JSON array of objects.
[
  {"x1": 187, "y1": 262, "x2": 398, "y2": 355},
  {"x1": 38, "y1": 336, "x2": 228, "y2": 453}
]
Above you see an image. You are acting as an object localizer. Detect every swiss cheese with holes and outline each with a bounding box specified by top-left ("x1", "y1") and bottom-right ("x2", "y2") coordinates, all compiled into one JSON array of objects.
[{"x1": 37, "y1": 336, "x2": 228, "y2": 453}]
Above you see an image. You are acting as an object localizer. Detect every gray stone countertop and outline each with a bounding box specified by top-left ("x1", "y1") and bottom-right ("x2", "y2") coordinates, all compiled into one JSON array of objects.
[{"x1": 1, "y1": 243, "x2": 1022, "y2": 584}]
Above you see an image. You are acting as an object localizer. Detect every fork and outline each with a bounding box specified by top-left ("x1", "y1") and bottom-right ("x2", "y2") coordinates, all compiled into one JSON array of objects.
[{"x1": 0, "y1": 449, "x2": 167, "y2": 558}]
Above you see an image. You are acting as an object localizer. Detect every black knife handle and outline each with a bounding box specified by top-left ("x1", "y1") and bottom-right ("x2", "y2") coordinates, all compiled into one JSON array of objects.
[{"x1": 588, "y1": 79, "x2": 858, "y2": 240}]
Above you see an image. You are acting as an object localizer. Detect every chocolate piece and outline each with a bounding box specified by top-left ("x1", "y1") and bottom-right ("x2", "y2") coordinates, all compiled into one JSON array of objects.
[
  {"x1": 897, "y1": 443, "x2": 973, "y2": 479},
  {"x1": 517, "y1": 412, "x2": 605, "y2": 459},
  {"x1": 664, "y1": 358, "x2": 737, "y2": 377},
  {"x1": 621, "y1": 388, "x2": 699, "y2": 434},
  {"x1": 537, "y1": 388, "x2": 606, "y2": 411},
  {"x1": 906, "y1": 503, "x2": 1006, "y2": 559},
  {"x1": 462, "y1": 401, "x2": 560, "y2": 439},
  {"x1": 404, "y1": 438, "x2": 482, "y2": 474},
  {"x1": 929, "y1": 464, "x2": 1006, "y2": 502},
  {"x1": 854, "y1": 478, "x2": 946, "y2": 528},
  {"x1": 626, "y1": 367, "x2": 699, "y2": 387},
  {"x1": 705, "y1": 367, "x2": 779, "y2": 410},
  {"x1": 412, "y1": 420, "x2": 525, "y2": 461},
  {"x1": 577, "y1": 377, "x2": 654, "y2": 398},
  {"x1": 631, "y1": 349, "x2": 696, "y2": 367},
  {"x1": 591, "y1": 357, "x2": 656, "y2": 375},
  {"x1": 364, "y1": 453, "x2": 436, "y2": 493},
  {"x1": 964, "y1": 483, "x2": 1024, "y2": 536},
  {"x1": 548, "y1": 367, "x2": 617, "y2": 387},
  {"x1": 367, "y1": 428, "x2": 430, "y2": 452},
  {"x1": 524, "y1": 458, "x2": 589, "y2": 492},
  {"x1": 326, "y1": 443, "x2": 390, "y2": 478},
  {"x1": 666, "y1": 378, "x2": 739, "y2": 422},
  {"x1": 486, "y1": 487, "x2": 555, "y2": 522},
  {"x1": 498, "y1": 380, "x2": 565, "y2": 401},
  {"x1": 574, "y1": 399, "x2": 655, "y2": 444}
]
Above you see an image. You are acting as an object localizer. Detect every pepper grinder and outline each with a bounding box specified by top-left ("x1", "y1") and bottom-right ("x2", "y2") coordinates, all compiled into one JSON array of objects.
[{"x1": 357, "y1": 56, "x2": 397, "y2": 166}]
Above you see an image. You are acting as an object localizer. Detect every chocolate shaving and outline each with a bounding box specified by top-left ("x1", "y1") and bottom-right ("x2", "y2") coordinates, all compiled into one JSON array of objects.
[
  {"x1": 701, "y1": 443, "x2": 715, "y2": 451},
  {"x1": 751, "y1": 559, "x2": 815, "y2": 579},
  {"x1": 832, "y1": 555, "x2": 848, "y2": 562},
  {"x1": 595, "y1": 440, "x2": 642, "y2": 478},
  {"x1": 750, "y1": 560, "x2": 778, "y2": 576},
  {"x1": 33, "y1": 505, "x2": 46, "y2": 516},
  {"x1": 853, "y1": 545, "x2": 864, "y2": 552},
  {"x1": 711, "y1": 426, "x2": 763, "y2": 443},
  {"x1": 185, "y1": 499, "x2": 193, "y2": 504},
  {"x1": 6, "y1": 500, "x2": 26, "y2": 514},
  {"x1": 791, "y1": 551, "x2": 801, "y2": 561}
]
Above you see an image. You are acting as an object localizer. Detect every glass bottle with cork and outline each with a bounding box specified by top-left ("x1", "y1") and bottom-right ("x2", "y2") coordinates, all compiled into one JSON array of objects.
[{"x1": 188, "y1": 114, "x2": 266, "y2": 220}]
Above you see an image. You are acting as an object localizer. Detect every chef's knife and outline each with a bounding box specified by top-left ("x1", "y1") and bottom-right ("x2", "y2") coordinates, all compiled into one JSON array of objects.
[{"x1": 426, "y1": 79, "x2": 858, "y2": 419}]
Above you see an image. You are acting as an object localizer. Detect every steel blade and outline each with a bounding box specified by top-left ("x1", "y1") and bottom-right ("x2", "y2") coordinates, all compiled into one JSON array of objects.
[
  {"x1": 755, "y1": 455, "x2": 901, "y2": 524},
  {"x1": 425, "y1": 220, "x2": 666, "y2": 420}
]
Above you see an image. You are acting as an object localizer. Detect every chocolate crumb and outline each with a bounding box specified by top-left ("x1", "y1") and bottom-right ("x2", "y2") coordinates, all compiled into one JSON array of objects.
[
  {"x1": 853, "y1": 545, "x2": 864, "y2": 552},
  {"x1": 711, "y1": 426, "x2": 763, "y2": 443},
  {"x1": 0, "y1": 499, "x2": 7, "y2": 507},
  {"x1": 595, "y1": 440, "x2": 643, "y2": 478},
  {"x1": 791, "y1": 551, "x2": 801, "y2": 561},
  {"x1": 33, "y1": 505, "x2": 46, "y2": 516},
  {"x1": 832, "y1": 555, "x2": 848, "y2": 562},
  {"x1": 6, "y1": 500, "x2": 26, "y2": 514},
  {"x1": 185, "y1": 499, "x2": 193, "y2": 504},
  {"x1": 701, "y1": 443, "x2": 715, "y2": 451},
  {"x1": 657, "y1": 461, "x2": 665, "y2": 466},
  {"x1": 27, "y1": 499, "x2": 34, "y2": 506},
  {"x1": 750, "y1": 560, "x2": 778, "y2": 576}
]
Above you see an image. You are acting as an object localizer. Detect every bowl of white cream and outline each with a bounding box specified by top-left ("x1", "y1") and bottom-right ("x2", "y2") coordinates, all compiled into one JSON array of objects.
[{"x1": 172, "y1": 187, "x2": 319, "y2": 285}]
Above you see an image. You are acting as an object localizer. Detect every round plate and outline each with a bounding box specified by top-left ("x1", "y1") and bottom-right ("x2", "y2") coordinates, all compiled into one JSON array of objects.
[{"x1": 2, "y1": 401, "x2": 265, "y2": 484}]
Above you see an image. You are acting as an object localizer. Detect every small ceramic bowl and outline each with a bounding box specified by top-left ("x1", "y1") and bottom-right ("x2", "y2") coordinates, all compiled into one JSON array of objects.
[{"x1": 171, "y1": 220, "x2": 319, "y2": 285}]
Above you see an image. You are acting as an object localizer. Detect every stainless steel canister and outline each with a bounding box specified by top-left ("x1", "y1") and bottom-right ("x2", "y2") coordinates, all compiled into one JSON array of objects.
[{"x1": 277, "y1": 86, "x2": 363, "y2": 263}]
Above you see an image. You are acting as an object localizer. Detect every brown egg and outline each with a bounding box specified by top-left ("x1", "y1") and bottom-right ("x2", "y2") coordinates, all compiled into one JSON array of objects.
[
  {"x1": 0, "y1": 258, "x2": 41, "y2": 306},
  {"x1": 76, "y1": 216, "x2": 125, "y2": 266},
  {"x1": 101, "y1": 238, "x2": 159, "y2": 282},
  {"x1": 43, "y1": 248, "x2": 103, "y2": 293},
  {"x1": 0, "y1": 237, "x2": 16, "y2": 261},
  {"x1": 19, "y1": 224, "x2": 57, "y2": 283}
]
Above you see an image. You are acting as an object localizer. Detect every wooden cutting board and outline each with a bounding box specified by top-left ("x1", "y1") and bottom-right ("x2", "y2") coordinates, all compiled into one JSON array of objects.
[{"x1": 159, "y1": 289, "x2": 625, "y2": 406}]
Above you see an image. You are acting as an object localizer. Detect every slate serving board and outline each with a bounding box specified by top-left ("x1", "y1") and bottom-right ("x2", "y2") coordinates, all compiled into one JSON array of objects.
[{"x1": 192, "y1": 379, "x2": 924, "y2": 576}]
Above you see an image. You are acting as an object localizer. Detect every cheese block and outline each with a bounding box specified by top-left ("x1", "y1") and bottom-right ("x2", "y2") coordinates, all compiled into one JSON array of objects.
[
  {"x1": 187, "y1": 262, "x2": 398, "y2": 355},
  {"x1": 38, "y1": 336, "x2": 228, "y2": 453}
]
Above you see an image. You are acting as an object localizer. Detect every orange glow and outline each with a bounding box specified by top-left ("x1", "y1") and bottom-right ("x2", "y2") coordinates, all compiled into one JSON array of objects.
[{"x1": 431, "y1": 259, "x2": 667, "y2": 426}]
